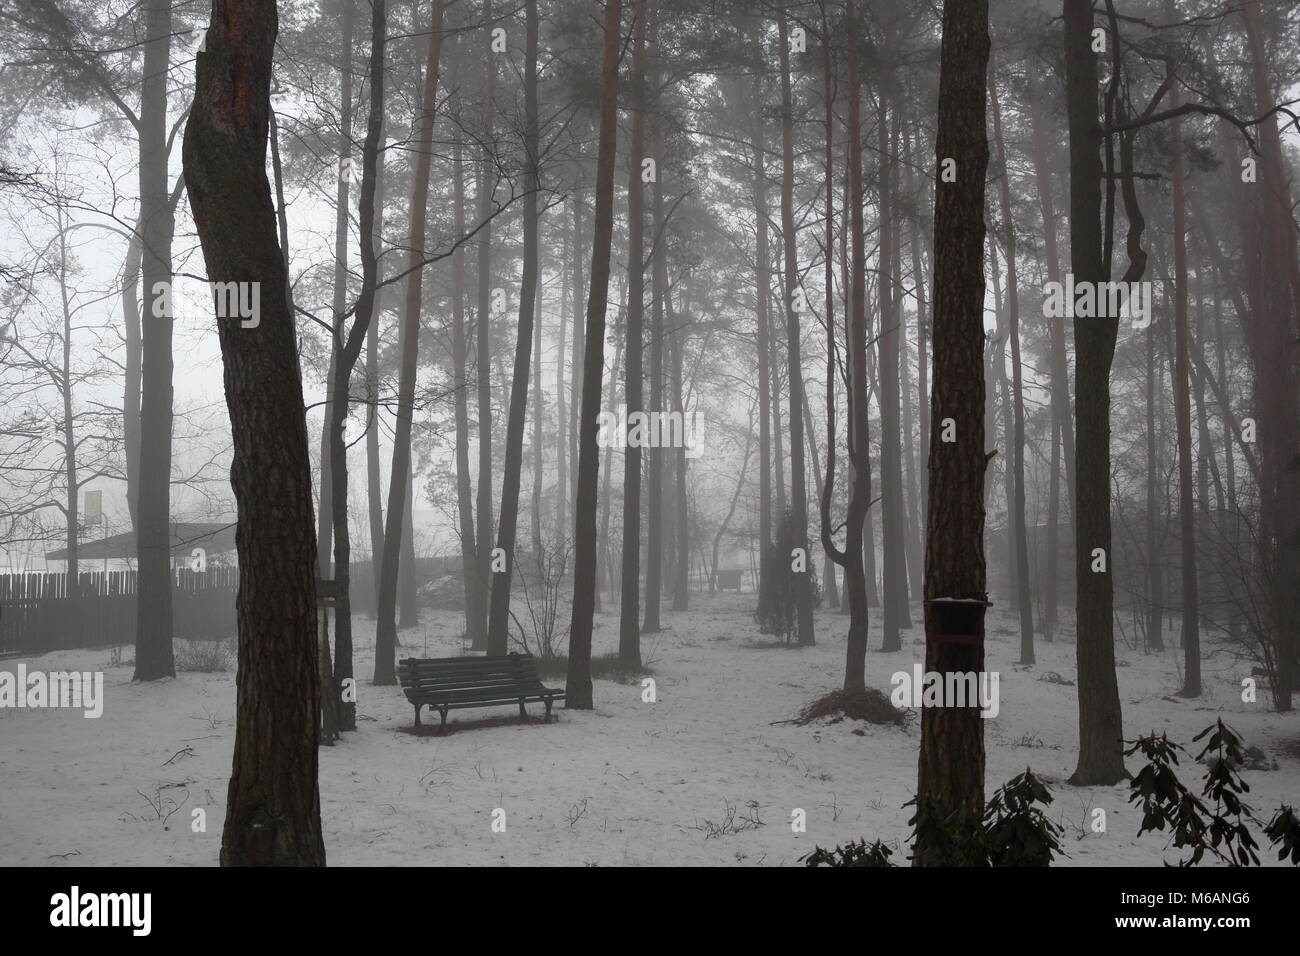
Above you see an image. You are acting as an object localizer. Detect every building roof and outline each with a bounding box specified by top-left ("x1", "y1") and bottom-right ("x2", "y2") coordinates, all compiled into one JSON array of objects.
[{"x1": 46, "y1": 522, "x2": 238, "y2": 561}]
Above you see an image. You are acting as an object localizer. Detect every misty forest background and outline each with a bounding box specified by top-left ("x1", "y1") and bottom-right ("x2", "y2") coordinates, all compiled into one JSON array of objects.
[{"x1": 1, "y1": 0, "x2": 1298, "y2": 866}]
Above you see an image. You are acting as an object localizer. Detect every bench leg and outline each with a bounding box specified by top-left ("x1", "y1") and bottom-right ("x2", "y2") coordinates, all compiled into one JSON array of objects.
[
  {"x1": 519, "y1": 698, "x2": 527, "y2": 720},
  {"x1": 413, "y1": 703, "x2": 422, "y2": 728},
  {"x1": 544, "y1": 698, "x2": 553, "y2": 723},
  {"x1": 439, "y1": 706, "x2": 449, "y2": 731}
]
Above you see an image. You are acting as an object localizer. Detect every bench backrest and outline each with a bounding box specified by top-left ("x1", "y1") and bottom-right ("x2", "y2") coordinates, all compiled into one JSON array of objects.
[{"x1": 398, "y1": 653, "x2": 543, "y2": 695}]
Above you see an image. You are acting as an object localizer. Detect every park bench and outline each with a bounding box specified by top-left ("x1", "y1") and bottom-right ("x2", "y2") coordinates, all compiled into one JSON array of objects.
[{"x1": 397, "y1": 653, "x2": 565, "y2": 730}]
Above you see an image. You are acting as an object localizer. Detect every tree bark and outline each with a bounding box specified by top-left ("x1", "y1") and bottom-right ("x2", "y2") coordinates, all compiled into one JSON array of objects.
[
  {"x1": 877, "y1": 86, "x2": 907, "y2": 652},
  {"x1": 1064, "y1": 0, "x2": 1126, "y2": 784},
  {"x1": 134, "y1": 0, "x2": 176, "y2": 681},
  {"x1": 450, "y1": 46, "x2": 480, "y2": 651},
  {"x1": 619, "y1": 3, "x2": 648, "y2": 665},
  {"x1": 777, "y1": 8, "x2": 814, "y2": 646},
  {"x1": 566, "y1": 0, "x2": 623, "y2": 709},
  {"x1": 1168, "y1": 78, "x2": 1200, "y2": 695},
  {"x1": 487, "y1": 0, "x2": 541, "y2": 655},
  {"x1": 822, "y1": 0, "x2": 871, "y2": 694},
  {"x1": 375, "y1": 0, "x2": 445, "y2": 682},
  {"x1": 186, "y1": 0, "x2": 325, "y2": 867},
  {"x1": 472, "y1": 13, "x2": 497, "y2": 651},
  {"x1": 913, "y1": 0, "x2": 990, "y2": 867}
]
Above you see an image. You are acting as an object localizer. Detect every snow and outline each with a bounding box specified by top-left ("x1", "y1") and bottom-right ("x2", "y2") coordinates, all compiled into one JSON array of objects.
[{"x1": 2, "y1": 594, "x2": 1297, "y2": 866}]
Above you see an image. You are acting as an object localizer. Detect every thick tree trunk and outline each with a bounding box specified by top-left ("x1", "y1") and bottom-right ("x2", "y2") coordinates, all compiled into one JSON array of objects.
[
  {"x1": 186, "y1": 0, "x2": 325, "y2": 867},
  {"x1": 566, "y1": 0, "x2": 623, "y2": 709},
  {"x1": 913, "y1": 0, "x2": 990, "y2": 867},
  {"x1": 487, "y1": 0, "x2": 541, "y2": 655},
  {"x1": 134, "y1": 0, "x2": 176, "y2": 681},
  {"x1": 375, "y1": 0, "x2": 445, "y2": 682},
  {"x1": 1239, "y1": 0, "x2": 1297, "y2": 711}
]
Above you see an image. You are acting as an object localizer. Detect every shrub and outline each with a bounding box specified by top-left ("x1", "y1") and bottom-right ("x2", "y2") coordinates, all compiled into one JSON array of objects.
[
  {"x1": 174, "y1": 638, "x2": 234, "y2": 673},
  {"x1": 754, "y1": 510, "x2": 820, "y2": 643}
]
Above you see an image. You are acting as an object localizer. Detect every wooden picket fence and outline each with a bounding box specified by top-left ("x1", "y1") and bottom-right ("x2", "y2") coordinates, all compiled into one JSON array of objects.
[{"x1": 0, "y1": 567, "x2": 238, "y2": 656}]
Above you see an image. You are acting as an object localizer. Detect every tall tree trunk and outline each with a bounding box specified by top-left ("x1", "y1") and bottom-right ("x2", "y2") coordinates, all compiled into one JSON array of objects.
[
  {"x1": 618, "y1": 3, "x2": 648, "y2": 665},
  {"x1": 487, "y1": 0, "x2": 541, "y2": 655},
  {"x1": 1239, "y1": 0, "x2": 1297, "y2": 711},
  {"x1": 566, "y1": 0, "x2": 623, "y2": 709},
  {"x1": 1027, "y1": 71, "x2": 1076, "y2": 642},
  {"x1": 323, "y1": 0, "x2": 386, "y2": 717},
  {"x1": 1168, "y1": 80, "x2": 1200, "y2": 695},
  {"x1": 877, "y1": 87, "x2": 907, "y2": 652},
  {"x1": 318, "y1": 0, "x2": 357, "y2": 731},
  {"x1": 823, "y1": 0, "x2": 871, "y2": 694},
  {"x1": 450, "y1": 51, "x2": 480, "y2": 649},
  {"x1": 186, "y1": 0, "x2": 325, "y2": 867},
  {"x1": 748, "y1": 83, "x2": 774, "y2": 596},
  {"x1": 990, "y1": 72, "x2": 1035, "y2": 664},
  {"x1": 569, "y1": 195, "x2": 584, "y2": 532},
  {"x1": 134, "y1": 0, "x2": 177, "y2": 681},
  {"x1": 642, "y1": 10, "x2": 665, "y2": 637},
  {"x1": 532, "y1": 270, "x2": 544, "y2": 559},
  {"x1": 472, "y1": 13, "x2": 497, "y2": 651},
  {"x1": 318, "y1": 0, "x2": 354, "y2": 593},
  {"x1": 556, "y1": 212, "x2": 569, "y2": 536},
  {"x1": 375, "y1": 0, "x2": 445, "y2": 682},
  {"x1": 1064, "y1": 0, "x2": 1126, "y2": 784},
  {"x1": 776, "y1": 8, "x2": 814, "y2": 646},
  {"x1": 365, "y1": 109, "x2": 386, "y2": 615},
  {"x1": 913, "y1": 0, "x2": 990, "y2": 867}
]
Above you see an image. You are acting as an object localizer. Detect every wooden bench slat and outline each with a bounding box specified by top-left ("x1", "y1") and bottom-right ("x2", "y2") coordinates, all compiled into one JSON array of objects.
[{"x1": 398, "y1": 653, "x2": 564, "y2": 729}]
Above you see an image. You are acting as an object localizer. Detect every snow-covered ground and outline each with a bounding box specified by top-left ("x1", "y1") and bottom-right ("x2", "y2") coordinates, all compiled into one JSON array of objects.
[{"x1": 2, "y1": 593, "x2": 1296, "y2": 866}]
